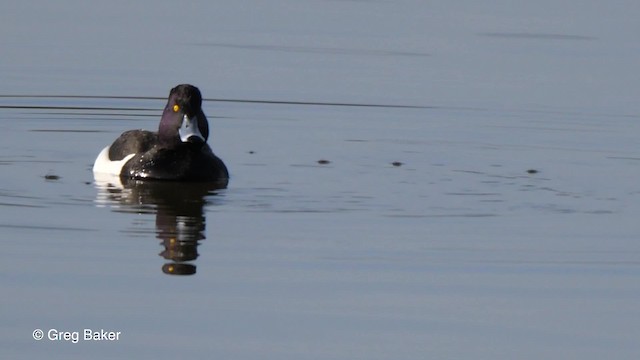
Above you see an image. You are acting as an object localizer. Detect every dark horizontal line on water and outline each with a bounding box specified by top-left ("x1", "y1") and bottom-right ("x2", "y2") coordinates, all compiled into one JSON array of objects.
[
  {"x1": 0, "y1": 202, "x2": 45, "y2": 208},
  {"x1": 208, "y1": 98, "x2": 431, "y2": 109},
  {"x1": 445, "y1": 192, "x2": 501, "y2": 196},
  {"x1": 607, "y1": 156, "x2": 640, "y2": 161},
  {"x1": 5, "y1": 95, "x2": 636, "y2": 118},
  {"x1": 0, "y1": 105, "x2": 156, "y2": 111},
  {"x1": 475, "y1": 259, "x2": 640, "y2": 266},
  {"x1": 385, "y1": 213, "x2": 497, "y2": 218},
  {"x1": 191, "y1": 42, "x2": 431, "y2": 57},
  {"x1": 4, "y1": 95, "x2": 637, "y2": 119},
  {"x1": 479, "y1": 32, "x2": 596, "y2": 41},
  {"x1": 29, "y1": 129, "x2": 107, "y2": 133},
  {"x1": 0, "y1": 95, "x2": 164, "y2": 100},
  {"x1": 0, "y1": 95, "x2": 431, "y2": 109},
  {"x1": 0, "y1": 223, "x2": 96, "y2": 232},
  {"x1": 25, "y1": 112, "x2": 159, "y2": 117},
  {"x1": 0, "y1": 159, "x2": 70, "y2": 163}
]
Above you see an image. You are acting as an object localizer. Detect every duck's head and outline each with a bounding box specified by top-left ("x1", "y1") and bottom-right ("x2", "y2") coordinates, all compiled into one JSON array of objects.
[{"x1": 159, "y1": 84, "x2": 210, "y2": 146}]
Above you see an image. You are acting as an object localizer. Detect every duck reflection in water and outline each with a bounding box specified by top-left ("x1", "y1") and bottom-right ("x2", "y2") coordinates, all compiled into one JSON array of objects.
[{"x1": 94, "y1": 174, "x2": 224, "y2": 275}]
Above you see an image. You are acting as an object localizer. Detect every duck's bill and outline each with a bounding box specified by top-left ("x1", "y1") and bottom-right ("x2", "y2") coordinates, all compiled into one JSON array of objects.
[{"x1": 179, "y1": 114, "x2": 206, "y2": 143}]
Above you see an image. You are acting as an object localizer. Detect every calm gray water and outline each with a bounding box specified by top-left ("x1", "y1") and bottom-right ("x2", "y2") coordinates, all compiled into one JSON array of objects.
[{"x1": 2, "y1": 1, "x2": 640, "y2": 359}]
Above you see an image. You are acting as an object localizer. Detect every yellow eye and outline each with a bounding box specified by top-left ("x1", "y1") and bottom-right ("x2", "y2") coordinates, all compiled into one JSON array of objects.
[{"x1": 173, "y1": 104, "x2": 180, "y2": 112}]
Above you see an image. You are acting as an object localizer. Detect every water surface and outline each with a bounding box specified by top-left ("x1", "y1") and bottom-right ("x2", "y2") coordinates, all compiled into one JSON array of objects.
[{"x1": 2, "y1": 1, "x2": 640, "y2": 359}]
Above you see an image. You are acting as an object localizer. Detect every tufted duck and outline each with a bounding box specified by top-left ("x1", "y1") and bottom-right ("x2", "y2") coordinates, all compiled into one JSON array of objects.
[{"x1": 93, "y1": 84, "x2": 229, "y2": 186}]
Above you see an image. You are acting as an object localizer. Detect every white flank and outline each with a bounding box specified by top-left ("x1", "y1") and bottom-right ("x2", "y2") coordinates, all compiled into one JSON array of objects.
[{"x1": 92, "y1": 146, "x2": 136, "y2": 175}]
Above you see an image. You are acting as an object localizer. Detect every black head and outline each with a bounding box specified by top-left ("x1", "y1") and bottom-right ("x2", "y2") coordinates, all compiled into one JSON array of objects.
[{"x1": 158, "y1": 84, "x2": 210, "y2": 146}]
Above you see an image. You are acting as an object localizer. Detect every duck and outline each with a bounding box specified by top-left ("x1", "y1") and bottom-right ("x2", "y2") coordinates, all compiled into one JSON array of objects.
[{"x1": 93, "y1": 84, "x2": 229, "y2": 186}]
